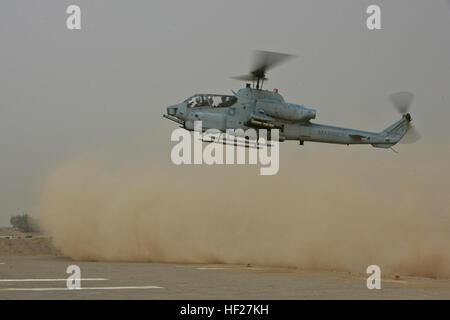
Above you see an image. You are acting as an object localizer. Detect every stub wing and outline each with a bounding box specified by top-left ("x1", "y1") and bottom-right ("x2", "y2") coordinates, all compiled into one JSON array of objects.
[{"x1": 348, "y1": 134, "x2": 367, "y2": 139}]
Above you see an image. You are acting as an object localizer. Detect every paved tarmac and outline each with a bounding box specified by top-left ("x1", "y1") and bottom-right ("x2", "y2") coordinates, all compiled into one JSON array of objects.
[{"x1": 0, "y1": 256, "x2": 449, "y2": 299}]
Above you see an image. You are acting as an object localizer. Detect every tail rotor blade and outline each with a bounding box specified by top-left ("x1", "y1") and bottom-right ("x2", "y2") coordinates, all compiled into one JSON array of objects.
[
  {"x1": 401, "y1": 124, "x2": 421, "y2": 144},
  {"x1": 389, "y1": 91, "x2": 421, "y2": 144},
  {"x1": 390, "y1": 92, "x2": 414, "y2": 114}
]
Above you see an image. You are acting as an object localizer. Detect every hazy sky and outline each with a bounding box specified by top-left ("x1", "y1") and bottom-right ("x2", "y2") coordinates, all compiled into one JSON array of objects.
[{"x1": 1, "y1": 0, "x2": 449, "y2": 225}]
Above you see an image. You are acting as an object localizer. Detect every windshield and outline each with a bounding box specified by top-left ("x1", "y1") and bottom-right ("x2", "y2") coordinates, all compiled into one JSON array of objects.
[{"x1": 185, "y1": 94, "x2": 237, "y2": 108}]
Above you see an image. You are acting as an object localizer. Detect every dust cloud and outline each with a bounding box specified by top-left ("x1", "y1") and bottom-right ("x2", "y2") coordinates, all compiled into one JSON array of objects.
[{"x1": 38, "y1": 145, "x2": 450, "y2": 279}]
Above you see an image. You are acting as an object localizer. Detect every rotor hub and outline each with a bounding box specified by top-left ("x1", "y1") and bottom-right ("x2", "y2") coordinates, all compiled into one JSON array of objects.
[{"x1": 404, "y1": 113, "x2": 412, "y2": 122}]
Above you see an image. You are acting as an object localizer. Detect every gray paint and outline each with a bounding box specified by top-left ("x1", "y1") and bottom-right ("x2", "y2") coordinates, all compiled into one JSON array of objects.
[{"x1": 165, "y1": 87, "x2": 410, "y2": 148}]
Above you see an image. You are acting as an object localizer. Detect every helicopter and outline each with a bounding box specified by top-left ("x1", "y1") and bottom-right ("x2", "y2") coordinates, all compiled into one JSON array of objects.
[{"x1": 163, "y1": 50, "x2": 420, "y2": 149}]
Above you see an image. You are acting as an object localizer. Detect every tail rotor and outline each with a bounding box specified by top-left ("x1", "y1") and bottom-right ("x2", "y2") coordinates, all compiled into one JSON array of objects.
[{"x1": 389, "y1": 92, "x2": 421, "y2": 144}]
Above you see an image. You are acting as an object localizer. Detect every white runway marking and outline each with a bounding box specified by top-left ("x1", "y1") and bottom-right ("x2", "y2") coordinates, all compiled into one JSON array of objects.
[
  {"x1": 0, "y1": 278, "x2": 108, "y2": 282},
  {"x1": 197, "y1": 267, "x2": 228, "y2": 270},
  {"x1": 1, "y1": 285, "x2": 164, "y2": 291},
  {"x1": 0, "y1": 263, "x2": 5, "y2": 265}
]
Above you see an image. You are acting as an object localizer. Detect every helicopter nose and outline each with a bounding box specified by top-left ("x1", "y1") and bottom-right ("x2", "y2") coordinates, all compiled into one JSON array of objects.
[{"x1": 167, "y1": 105, "x2": 178, "y2": 116}]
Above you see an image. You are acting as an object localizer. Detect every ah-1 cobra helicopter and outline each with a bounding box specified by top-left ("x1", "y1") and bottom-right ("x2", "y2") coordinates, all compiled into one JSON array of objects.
[{"x1": 163, "y1": 51, "x2": 420, "y2": 149}]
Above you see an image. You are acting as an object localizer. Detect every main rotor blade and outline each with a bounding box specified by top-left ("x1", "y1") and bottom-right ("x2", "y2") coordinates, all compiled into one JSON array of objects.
[
  {"x1": 250, "y1": 50, "x2": 296, "y2": 76},
  {"x1": 390, "y1": 92, "x2": 414, "y2": 114},
  {"x1": 231, "y1": 50, "x2": 296, "y2": 82},
  {"x1": 231, "y1": 74, "x2": 257, "y2": 81},
  {"x1": 400, "y1": 124, "x2": 421, "y2": 144}
]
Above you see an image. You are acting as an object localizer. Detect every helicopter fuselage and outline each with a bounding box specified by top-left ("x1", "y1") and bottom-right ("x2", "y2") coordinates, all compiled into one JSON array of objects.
[{"x1": 164, "y1": 87, "x2": 410, "y2": 149}]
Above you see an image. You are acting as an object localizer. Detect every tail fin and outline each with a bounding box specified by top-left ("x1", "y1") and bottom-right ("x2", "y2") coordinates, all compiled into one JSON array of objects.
[
  {"x1": 381, "y1": 113, "x2": 411, "y2": 141},
  {"x1": 372, "y1": 114, "x2": 411, "y2": 148}
]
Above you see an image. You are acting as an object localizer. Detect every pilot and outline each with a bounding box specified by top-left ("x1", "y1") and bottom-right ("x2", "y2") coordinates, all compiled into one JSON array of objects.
[
  {"x1": 200, "y1": 96, "x2": 208, "y2": 107},
  {"x1": 218, "y1": 96, "x2": 227, "y2": 107},
  {"x1": 195, "y1": 96, "x2": 201, "y2": 107},
  {"x1": 227, "y1": 97, "x2": 233, "y2": 106}
]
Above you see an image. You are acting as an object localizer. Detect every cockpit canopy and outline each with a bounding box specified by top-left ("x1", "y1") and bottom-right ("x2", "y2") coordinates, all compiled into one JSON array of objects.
[{"x1": 184, "y1": 94, "x2": 237, "y2": 108}]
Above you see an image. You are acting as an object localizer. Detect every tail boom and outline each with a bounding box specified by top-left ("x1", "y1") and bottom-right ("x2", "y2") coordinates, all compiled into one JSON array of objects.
[{"x1": 284, "y1": 114, "x2": 411, "y2": 148}]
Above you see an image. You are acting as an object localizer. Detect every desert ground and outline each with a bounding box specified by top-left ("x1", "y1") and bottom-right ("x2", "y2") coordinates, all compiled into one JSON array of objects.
[
  {"x1": 0, "y1": 228, "x2": 59, "y2": 257},
  {"x1": 0, "y1": 230, "x2": 449, "y2": 300}
]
